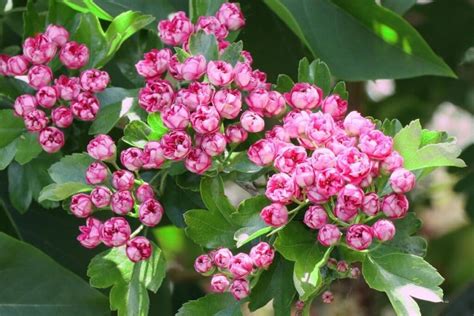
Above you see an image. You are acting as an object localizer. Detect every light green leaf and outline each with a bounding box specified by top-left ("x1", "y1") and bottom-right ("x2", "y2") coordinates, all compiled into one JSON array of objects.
[
  {"x1": 122, "y1": 120, "x2": 152, "y2": 148},
  {"x1": 147, "y1": 113, "x2": 168, "y2": 141},
  {"x1": 15, "y1": 133, "x2": 42, "y2": 165},
  {"x1": 48, "y1": 153, "x2": 95, "y2": 184},
  {"x1": 176, "y1": 293, "x2": 242, "y2": 316},
  {"x1": 264, "y1": 0, "x2": 455, "y2": 80},
  {"x1": 0, "y1": 233, "x2": 109, "y2": 315},
  {"x1": 189, "y1": 31, "x2": 219, "y2": 62},
  {"x1": 363, "y1": 249, "x2": 444, "y2": 316},
  {"x1": 0, "y1": 110, "x2": 25, "y2": 148},
  {"x1": 382, "y1": 213, "x2": 427, "y2": 257},
  {"x1": 38, "y1": 182, "x2": 92, "y2": 202},
  {"x1": 61, "y1": 0, "x2": 114, "y2": 20},
  {"x1": 220, "y1": 41, "x2": 243, "y2": 66}
]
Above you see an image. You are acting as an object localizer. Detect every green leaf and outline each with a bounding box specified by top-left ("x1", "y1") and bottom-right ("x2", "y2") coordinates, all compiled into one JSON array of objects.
[
  {"x1": 61, "y1": 0, "x2": 114, "y2": 20},
  {"x1": 332, "y1": 81, "x2": 348, "y2": 100},
  {"x1": 175, "y1": 47, "x2": 192, "y2": 62},
  {"x1": 0, "y1": 233, "x2": 108, "y2": 315},
  {"x1": 264, "y1": 0, "x2": 455, "y2": 80},
  {"x1": 297, "y1": 57, "x2": 310, "y2": 82},
  {"x1": 220, "y1": 41, "x2": 243, "y2": 66},
  {"x1": 381, "y1": 0, "x2": 416, "y2": 15},
  {"x1": 200, "y1": 175, "x2": 235, "y2": 222},
  {"x1": 0, "y1": 140, "x2": 18, "y2": 170},
  {"x1": 231, "y1": 195, "x2": 269, "y2": 248},
  {"x1": 380, "y1": 118, "x2": 403, "y2": 137},
  {"x1": 38, "y1": 182, "x2": 92, "y2": 202},
  {"x1": 71, "y1": 13, "x2": 108, "y2": 68},
  {"x1": 88, "y1": 243, "x2": 166, "y2": 316},
  {"x1": 123, "y1": 120, "x2": 152, "y2": 148},
  {"x1": 23, "y1": 0, "x2": 45, "y2": 39},
  {"x1": 189, "y1": 31, "x2": 219, "y2": 63},
  {"x1": 0, "y1": 110, "x2": 25, "y2": 148},
  {"x1": 393, "y1": 120, "x2": 466, "y2": 171},
  {"x1": 249, "y1": 255, "x2": 296, "y2": 315},
  {"x1": 224, "y1": 152, "x2": 263, "y2": 174},
  {"x1": 309, "y1": 59, "x2": 331, "y2": 96},
  {"x1": 147, "y1": 113, "x2": 168, "y2": 141},
  {"x1": 275, "y1": 222, "x2": 332, "y2": 300},
  {"x1": 382, "y1": 213, "x2": 427, "y2": 257},
  {"x1": 189, "y1": 0, "x2": 225, "y2": 23},
  {"x1": 176, "y1": 293, "x2": 242, "y2": 316},
  {"x1": 363, "y1": 248, "x2": 444, "y2": 316},
  {"x1": 14, "y1": 133, "x2": 42, "y2": 165},
  {"x1": 275, "y1": 74, "x2": 295, "y2": 93},
  {"x1": 0, "y1": 77, "x2": 34, "y2": 101},
  {"x1": 48, "y1": 153, "x2": 95, "y2": 184}
]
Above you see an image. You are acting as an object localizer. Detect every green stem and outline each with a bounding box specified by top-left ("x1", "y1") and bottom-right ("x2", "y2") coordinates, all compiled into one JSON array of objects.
[
  {"x1": 323, "y1": 203, "x2": 350, "y2": 227},
  {"x1": 130, "y1": 225, "x2": 144, "y2": 238}
]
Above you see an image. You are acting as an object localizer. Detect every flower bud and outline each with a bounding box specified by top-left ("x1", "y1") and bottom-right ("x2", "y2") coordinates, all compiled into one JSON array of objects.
[
  {"x1": 80, "y1": 69, "x2": 110, "y2": 92},
  {"x1": 126, "y1": 236, "x2": 152, "y2": 262},
  {"x1": 248, "y1": 139, "x2": 277, "y2": 166},
  {"x1": 306, "y1": 112, "x2": 335, "y2": 145},
  {"x1": 142, "y1": 141, "x2": 166, "y2": 169},
  {"x1": 120, "y1": 148, "x2": 144, "y2": 172},
  {"x1": 39, "y1": 127, "x2": 65, "y2": 153},
  {"x1": 230, "y1": 279, "x2": 250, "y2": 300},
  {"x1": 266, "y1": 173, "x2": 298, "y2": 204},
  {"x1": 90, "y1": 186, "x2": 112, "y2": 208},
  {"x1": 260, "y1": 203, "x2": 289, "y2": 227},
  {"x1": 246, "y1": 88, "x2": 269, "y2": 114},
  {"x1": 23, "y1": 34, "x2": 57, "y2": 64},
  {"x1": 190, "y1": 105, "x2": 221, "y2": 134},
  {"x1": 372, "y1": 219, "x2": 396, "y2": 242},
  {"x1": 381, "y1": 193, "x2": 409, "y2": 219},
  {"x1": 54, "y1": 75, "x2": 81, "y2": 101},
  {"x1": 274, "y1": 145, "x2": 307, "y2": 173},
  {"x1": 336, "y1": 147, "x2": 371, "y2": 184},
  {"x1": 160, "y1": 131, "x2": 192, "y2": 160},
  {"x1": 207, "y1": 60, "x2": 233, "y2": 86},
  {"x1": 135, "y1": 48, "x2": 172, "y2": 79},
  {"x1": 216, "y1": 2, "x2": 245, "y2": 31},
  {"x1": 77, "y1": 217, "x2": 102, "y2": 248},
  {"x1": 358, "y1": 130, "x2": 393, "y2": 160},
  {"x1": 176, "y1": 82, "x2": 214, "y2": 111},
  {"x1": 225, "y1": 124, "x2": 248, "y2": 144},
  {"x1": 139, "y1": 199, "x2": 164, "y2": 227},
  {"x1": 213, "y1": 248, "x2": 233, "y2": 269},
  {"x1": 334, "y1": 203, "x2": 358, "y2": 222},
  {"x1": 112, "y1": 170, "x2": 135, "y2": 191},
  {"x1": 161, "y1": 103, "x2": 190, "y2": 130},
  {"x1": 233, "y1": 62, "x2": 257, "y2": 91},
  {"x1": 111, "y1": 190, "x2": 134, "y2": 215},
  {"x1": 346, "y1": 224, "x2": 373, "y2": 250},
  {"x1": 28, "y1": 65, "x2": 53, "y2": 89},
  {"x1": 201, "y1": 132, "x2": 227, "y2": 157},
  {"x1": 321, "y1": 94, "x2": 348, "y2": 120},
  {"x1": 45, "y1": 24, "x2": 69, "y2": 46},
  {"x1": 389, "y1": 168, "x2": 416, "y2": 194},
  {"x1": 264, "y1": 91, "x2": 286, "y2": 117},
  {"x1": 229, "y1": 253, "x2": 253, "y2": 278},
  {"x1": 240, "y1": 110, "x2": 264, "y2": 133},
  {"x1": 210, "y1": 274, "x2": 230, "y2": 293},
  {"x1": 303, "y1": 205, "x2": 328, "y2": 229},
  {"x1": 284, "y1": 83, "x2": 322, "y2": 110},
  {"x1": 249, "y1": 242, "x2": 275, "y2": 269},
  {"x1": 350, "y1": 267, "x2": 361, "y2": 279},
  {"x1": 100, "y1": 217, "x2": 131, "y2": 247},
  {"x1": 85, "y1": 161, "x2": 108, "y2": 184},
  {"x1": 381, "y1": 151, "x2": 404, "y2": 173},
  {"x1": 51, "y1": 106, "x2": 74, "y2": 128},
  {"x1": 70, "y1": 193, "x2": 93, "y2": 218},
  {"x1": 71, "y1": 92, "x2": 100, "y2": 121},
  {"x1": 318, "y1": 224, "x2": 341, "y2": 247},
  {"x1": 184, "y1": 148, "x2": 212, "y2": 174},
  {"x1": 157, "y1": 11, "x2": 194, "y2": 46},
  {"x1": 7, "y1": 55, "x2": 29, "y2": 75},
  {"x1": 283, "y1": 110, "x2": 311, "y2": 138},
  {"x1": 136, "y1": 183, "x2": 155, "y2": 203},
  {"x1": 0, "y1": 54, "x2": 9, "y2": 75},
  {"x1": 361, "y1": 192, "x2": 380, "y2": 216},
  {"x1": 194, "y1": 254, "x2": 214, "y2": 274},
  {"x1": 343, "y1": 111, "x2": 375, "y2": 136},
  {"x1": 322, "y1": 291, "x2": 334, "y2": 304},
  {"x1": 87, "y1": 134, "x2": 116, "y2": 161},
  {"x1": 337, "y1": 260, "x2": 349, "y2": 273},
  {"x1": 59, "y1": 41, "x2": 89, "y2": 69},
  {"x1": 24, "y1": 109, "x2": 48, "y2": 132},
  {"x1": 180, "y1": 55, "x2": 207, "y2": 81},
  {"x1": 338, "y1": 184, "x2": 364, "y2": 210},
  {"x1": 196, "y1": 16, "x2": 228, "y2": 39},
  {"x1": 315, "y1": 168, "x2": 345, "y2": 198},
  {"x1": 14, "y1": 94, "x2": 37, "y2": 117},
  {"x1": 36, "y1": 86, "x2": 58, "y2": 109},
  {"x1": 213, "y1": 88, "x2": 242, "y2": 119}
]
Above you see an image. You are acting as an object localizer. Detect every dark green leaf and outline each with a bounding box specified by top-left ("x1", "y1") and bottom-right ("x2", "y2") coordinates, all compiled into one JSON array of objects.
[
  {"x1": 14, "y1": 133, "x2": 42, "y2": 165},
  {"x1": 220, "y1": 41, "x2": 243, "y2": 66},
  {"x1": 189, "y1": 31, "x2": 218, "y2": 62},
  {"x1": 0, "y1": 77, "x2": 34, "y2": 101},
  {"x1": 275, "y1": 74, "x2": 295, "y2": 93},
  {"x1": 380, "y1": 118, "x2": 403, "y2": 137},
  {"x1": 297, "y1": 57, "x2": 310, "y2": 82},
  {"x1": 48, "y1": 153, "x2": 95, "y2": 184},
  {"x1": 310, "y1": 59, "x2": 331, "y2": 96},
  {"x1": 176, "y1": 293, "x2": 242, "y2": 316},
  {"x1": 23, "y1": 0, "x2": 45, "y2": 39},
  {"x1": 38, "y1": 182, "x2": 92, "y2": 202},
  {"x1": 0, "y1": 110, "x2": 25, "y2": 148},
  {"x1": 382, "y1": 213, "x2": 427, "y2": 257},
  {"x1": 224, "y1": 152, "x2": 263, "y2": 174},
  {"x1": 381, "y1": 0, "x2": 416, "y2": 15},
  {"x1": 71, "y1": 13, "x2": 108, "y2": 68},
  {"x1": 189, "y1": 0, "x2": 225, "y2": 23},
  {"x1": 200, "y1": 175, "x2": 235, "y2": 222},
  {"x1": 231, "y1": 195, "x2": 269, "y2": 248},
  {"x1": 0, "y1": 140, "x2": 18, "y2": 170},
  {"x1": 123, "y1": 120, "x2": 152, "y2": 148},
  {"x1": 0, "y1": 233, "x2": 108, "y2": 315}
]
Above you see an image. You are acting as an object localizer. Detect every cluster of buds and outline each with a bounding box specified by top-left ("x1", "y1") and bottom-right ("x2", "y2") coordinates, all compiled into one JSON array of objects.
[
  {"x1": 248, "y1": 86, "x2": 416, "y2": 250},
  {"x1": 194, "y1": 242, "x2": 275, "y2": 300},
  {"x1": 72, "y1": 134, "x2": 164, "y2": 262},
  {"x1": 0, "y1": 24, "x2": 109, "y2": 153},
  {"x1": 134, "y1": 4, "x2": 288, "y2": 174},
  {"x1": 326, "y1": 258, "x2": 360, "y2": 279}
]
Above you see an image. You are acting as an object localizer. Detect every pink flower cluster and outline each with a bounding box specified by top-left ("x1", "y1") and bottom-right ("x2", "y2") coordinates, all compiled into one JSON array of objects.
[
  {"x1": 0, "y1": 24, "x2": 109, "y2": 153},
  {"x1": 248, "y1": 93, "x2": 416, "y2": 250},
  {"x1": 194, "y1": 242, "x2": 275, "y2": 300},
  {"x1": 134, "y1": 5, "x2": 287, "y2": 175},
  {"x1": 73, "y1": 135, "x2": 164, "y2": 262}
]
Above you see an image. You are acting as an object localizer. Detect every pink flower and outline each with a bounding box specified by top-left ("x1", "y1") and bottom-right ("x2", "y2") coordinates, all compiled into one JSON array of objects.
[
  {"x1": 190, "y1": 105, "x2": 221, "y2": 134},
  {"x1": 158, "y1": 11, "x2": 194, "y2": 46},
  {"x1": 142, "y1": 141, "x2": 165, "y2": 169},
  {"x1": 45, "y1": 24, "x2": 69, "y2": 46},
  {"x1": 175, "y1": 82, "x2": 214, "y2": 111},
  {"x1": 336, "y1": 147, "x2": 371, "y2": 184},
  {"x1": 283, "y1": 110, "x2": 311, "y2": 138},
  {"x1": 274, "y1": 145, "x2": 307, "y2": 173},
  {"x1": 36, "y1": 86, "x2": 58, "y2": 109},
  {"x1": 54, "y1": 75, "x2": 81, "y2": 101},
  {"x1": 284, "y1": 83, "x2": 322, "y2": 110},
  {"x1": 389, "y1": 168, "x2": 416, "y2": 193},
  {"x1": 246, "y1": 88, "x2": 269, "y2": 114},
  {"x1": 212, "y1": 88, "x2": 242, "y2": 119},
  {"x1": 136, "y1": 183, "x2": 155, "y2": 203},
  {"x1": 318, "y1": 224, "x2": 341, "y2": 247},
  {"x1": 381, "y1": 151, "x2": 404, "y2": 173},
  {"x1": 249, "y1": 242, "x2": 275, "y2": 269},
  {"x1": 343, "y1": 111, "x2": 375, "y2": 136},
  {"x1": 361, "y1": 192, "x2": 380, "y2": 216},
  {"x1": 161, "y1": 103, "x2": 190, "y2": 130},
  {"x1": 315, "y1": 168, "x2": 345, "y2": 198},
  {"x1": 59, "y1": 41, "x2": 89, "y2": 69},
  {"x1": 120, "y1": 148, "x2": 144, "y2": 172},
  {"x1": 112, "y1": 170, "x2": 135, "y2": 191},
  {"x1": 241, "y1": 50, "x2": 253, "y2": 65},
  {"x1": 111, "y1": 190, "x2": 134, "y2": 215},
  {"x1": 126, "y1": 236, "x2": 152, "y2": 262},
  {"x1": 310, "y1": 148, "x2": 336, "y2": 171},
  {"x1": 303, "y1": 205, "x2": 327, "y2": 229},
  {"x1": 260, "y1": 203, "x2": 289, "y2": 227},
  {"x1": 305, "y1": 112, "x2": 335, "y2": 145},
  {"x1": 381, "y1": 193, "x2": 409, "y2": 219},
  {"x1": 0, "y1": 54, "x2": 10, "y2": 75},
  {"x1": 350, "y1": 267, "x2": 361, "y2": 279},
  {"x1": 168, "y1": 54, "x2": 184, "y2": 80},
  {"x1": 248, "y1": 139, "x2": 276, "y2": 166},
  {"x1": 85, "y1": 161, "x2": 108, "y2": 184},
  {"x1": 87, "y1": 134, "x2": 116, "y2": 161},
  {"x1": 180, "y1": 55, "x2": 207, "y2": 81},
  {"x1": 139, "y1": 199, "x2": 164, "y2": 227},
  {"x1": 201, "y1": 132, "x2": 227, "y2": 156},
  {"x1": 90, "y1": 186, "x2": 112, "y2": 208},
  {"x1": 51, "y1": 106, "x2": 73, "y2": 128},
  {"x1": 230, "y1": 279, "x2": 250, "y2": 300},
  {"x1": 264, "y1": 91, "x2": 286, "y2": 117},
  {"x1": 337, "y1": 260, "x2": 349, "y2": 273},
  {"x1": 160, "y1": 131, "x2": 192, "y2": 160},
  {"x1": 225, "y1": 124, "x2": 248, "y2": 143},
  {"x1": 334, "y1": 204, "x2": 358, "y2": 222},
  {"x1": 80, "y1": 69, "x2": 110, "y2": 92},
  {"x1": 358, "y1": 130, "x2": 393, "y2": 160},
  {"x1": 194, "y1": 254, "x2": 214, "y2": 274},
  {"x1": 233, "y1": 62, "x2": 258, "y2": 91},
  {"x1": 7, "y1": 55, "x2": 29, "y2": 75},
  {"x1": 216, "y1": 2, "x2": 245, "y2": 31},
  {"x1": 70, "y1": 193, "x2": 93, "y2": 218},
  {"x1": 28, "y1": 65, "x2": 53, "y2": 89},
  {"x1": 23, "y1": 34, "x2": 57, "y2": 64},
  {"x1": 213, "y1": 248, "x2": 233, "y2": 268},
  {"x1": 138, "y1": 79, "x2": 175, "y2": 113},
  {"x1": 185, "y1": 148, "x2": 212, "y2": 174},
  {"x1": 77, "y1": 217, "x2": 102, "y2": 248},
  {"x1": 210, "y1": 274, "x2": 230, "y2": 293},
  {"x1": 207, "y1": 60, "x2": 233, "y2": 86},
  {"x1": 39, "y1": 127, "x2": 64, "y2": 153},
  {"x1": 266, "y1": 126, "x2": 290, "y2": 143},
  {"x1": 71, "y1": 92, "x2": 100, "y2": 121},
  {"x1": 100, "y1": 217, "x2": 131, "y2": 247},
  {"x1": 196, "y1": 16, "x2": 228, "y2": 39},
  {"x1": 240, "y1": 110, "x2": 264, "y2": 133},
  {"x1": 24, "y1": 109, "x2": 48, "y2": 132},
  {"x1": 372, "y1": 219, "x2": 396, "y2": 242},
  {"x1": 135, "y1": 48, "x2": 172, "y2": 79},
  {"x1": 321, "y1": 95, "x2": 348, "y2": 120},
  {"x1": 229, "y1": 253, "x2": 253, "y2": 278},
  {"x1": 265, "y1": 173, "x2": 298, "y2": 204},
  {"x1": 338, "y1": 184, "x2": 364, "y2": 210},
  {"x1": 322, "y1": 291, "x2": 334, "y2": 304},
  {"x1": 346, "y1": 224, "x2": 373, "y2": 250}
]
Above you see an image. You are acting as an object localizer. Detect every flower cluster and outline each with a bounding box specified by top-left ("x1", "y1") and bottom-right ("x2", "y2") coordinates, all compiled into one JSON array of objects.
[
  {"x1": 0, "y1": 25, "x2": 109, "y2": 153},
  {"x1": 248, "y1": 92, "x2": 416, "y2": 250},
  {"x1": 134, "y1": 4, "x2": 288, "y2": 175},
  {"x1": 72, "y1": 134, "x2": 165, "y2": 262},
  {"x1": 194, "y1": 242, "x2": 275, "y2": 300}
]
